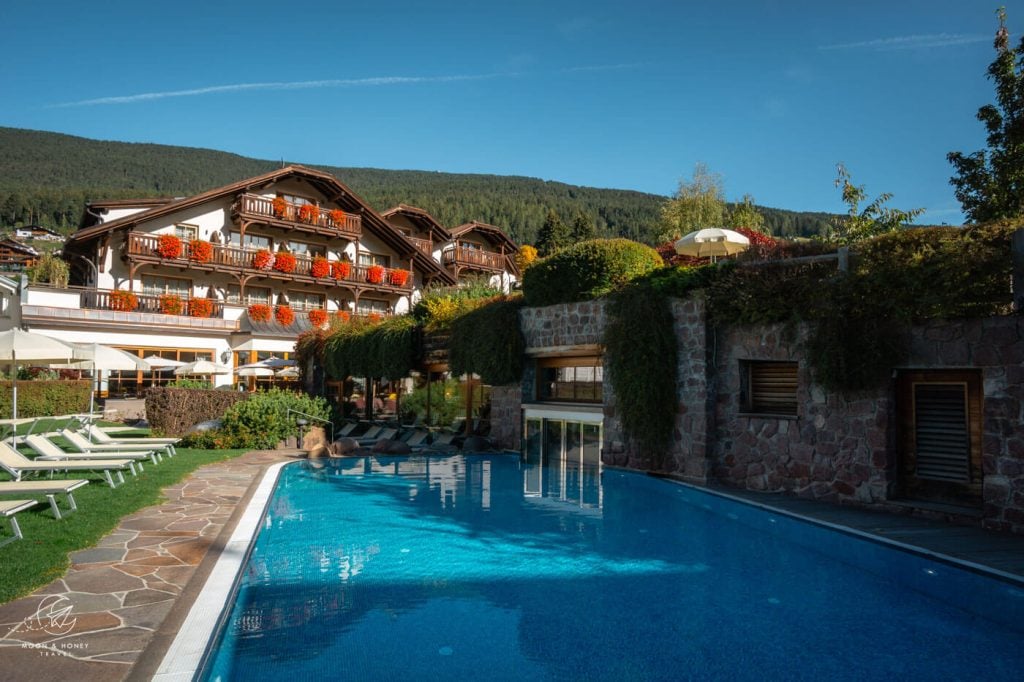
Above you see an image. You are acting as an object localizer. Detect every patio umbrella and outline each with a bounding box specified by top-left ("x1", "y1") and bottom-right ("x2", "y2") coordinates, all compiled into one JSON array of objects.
[
  {"x1": 56, "y1": 343, "x2": 151, "y2": 426},
  {"x1": 674, "y1": 227, "x2": 750, "y2": 262},
  {"x1": 142, "y1": 355, "x2": 186, "y2": 368},
  {"x1": 174, "y1": 360, "x2": 233, "y2": 376},
  {"x1": 0, "y1": 329, "x2": 76, "y2": 420},
  {"x1": 259, "y1": 356, "x2": 296, "y2": 369},
  {"x1": 234, "y1": 364, "x2": 276, "y2": 377},
  {"x1": 275, "y1": 367, "x2": 301, "y2": 379}
]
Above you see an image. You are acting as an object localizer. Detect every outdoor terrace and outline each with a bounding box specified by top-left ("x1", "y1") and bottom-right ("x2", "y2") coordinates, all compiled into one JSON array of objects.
[
  {"x1": 441, "y1": 245, "x2": 508, "y2": 273},
  {"x1": 231, "y1": 193, "x2": 361, "y2": 240}
]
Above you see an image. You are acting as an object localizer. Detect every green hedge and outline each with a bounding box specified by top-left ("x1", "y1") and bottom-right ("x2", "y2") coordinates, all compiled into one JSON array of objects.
[
  {"x1": 323, "y1": 316, "x2": 418, "y2": 380},
  {"x1": 522, "y1": 238, "x2": 663, "y2": 307},
  {"x1": 216, "y1": 388, "x2": 331, "y2": 449},
  {"x1": 145, "y1": 387, "x2": 248, "y2": 436},
  {"x1": 0, "y1": 380, "x2": 90, "y2": 419},
  {"x1": 449, "y1": 296, "x2": 525, "y2": 385}
]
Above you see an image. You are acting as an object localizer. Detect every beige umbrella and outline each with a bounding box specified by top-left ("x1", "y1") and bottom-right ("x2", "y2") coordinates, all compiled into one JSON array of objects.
[
  {"x1": 674, "y1": 227, "x2": 750, "y2": 262},
  {"x1": 0, "y1": 329, "x2": 76, "y2": 420},
  {"x1": 55, "y1": 343, "x2": 151, "y2": 429},
  {"x1": 174, "y1": 360, "x2": 233, "y2": 376}
]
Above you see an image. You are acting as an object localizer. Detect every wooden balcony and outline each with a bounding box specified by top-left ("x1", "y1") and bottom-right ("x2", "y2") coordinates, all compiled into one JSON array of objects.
[
  {"x1": 125, "y1": 232, "x2": 414, "y2": 292},
  {"x1": 407, "y1": 236, "x2": 433, "y2": 257},
  {"x1": 442, "y1": 246, "x2": 507, "y2": 273},
  {"x1": 232, "y1": 193, "x2": 361, "y2": 240},
  {"x1": 82, "y1": 289, "x2": 225, "y2": 317}
]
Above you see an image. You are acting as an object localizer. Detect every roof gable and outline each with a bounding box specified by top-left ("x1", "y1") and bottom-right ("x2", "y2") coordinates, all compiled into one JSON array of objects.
[{"x1": 381, "y1": 204, "x2": 453, "y2": 242}]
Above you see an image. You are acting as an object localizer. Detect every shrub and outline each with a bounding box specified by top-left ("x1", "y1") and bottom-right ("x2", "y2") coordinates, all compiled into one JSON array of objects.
[
  {"x1": 219, "y1": 388, "x2": 331, "y2": 449},
  {"x1": 522, "y1": 238, "x2": 663, "y2": 306},
  {"x1": 26, "y1": 253, "x2": 70, "y2": 287},
  {"x1": 411, "y1": 279, "x2": 502, "y2": 331},
  {"x1": 449, "y1": 295, "x2": 525, "y2": 386},
  {"x1": 0, "y1": 380, "x2": 90, "y2": 419},
  {"x1": 400, "y1": 378, "x2": 465, "y2": 428},
  {"x1": 144, "y1": 386, "x2": 248, "y2": 436}
]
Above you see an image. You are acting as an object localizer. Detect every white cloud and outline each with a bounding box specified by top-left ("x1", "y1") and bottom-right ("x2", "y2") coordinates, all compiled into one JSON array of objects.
[{"x1": 819, "y1": 33, "x2": 988, "y2": 51}]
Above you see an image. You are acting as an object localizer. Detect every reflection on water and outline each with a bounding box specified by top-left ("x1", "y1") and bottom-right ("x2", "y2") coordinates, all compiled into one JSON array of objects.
[{"x1": 203, "y1": 454, "x2": 1024, "y2": 682}]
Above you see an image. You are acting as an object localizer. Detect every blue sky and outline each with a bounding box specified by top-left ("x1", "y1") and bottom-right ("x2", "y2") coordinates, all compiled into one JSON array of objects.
[{"x1": 2, "y1": 1, "x2": 1018, "y2": 223}]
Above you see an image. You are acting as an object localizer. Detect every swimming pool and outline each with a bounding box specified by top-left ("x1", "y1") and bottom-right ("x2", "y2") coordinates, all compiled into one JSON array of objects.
[{"x1": 201, "y1": 454, "x2": 1024, "y2": 681}]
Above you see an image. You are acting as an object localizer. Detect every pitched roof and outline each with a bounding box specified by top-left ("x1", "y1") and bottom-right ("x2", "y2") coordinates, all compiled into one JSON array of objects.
[
  {"x1": 67, "y1": 165, "x2": 455, "y2": 285},
  {"x1": 449, "y1": 221, "x2": 518, "y2": 252},
  {"x1": 0, "y1": 238, "x2": 39, "y2": 256},
  {"x1": 380, "y1": 204, "x2": 453, "y2": 241}
]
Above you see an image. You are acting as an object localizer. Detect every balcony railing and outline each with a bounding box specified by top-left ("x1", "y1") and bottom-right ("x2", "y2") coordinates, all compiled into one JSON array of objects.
[
  {"x1": 126, "y1": 232, "x2": 414, "y2": 291},
  {"x1": 442, "y1": 246, "x2": 507, "y2": 272},
  {"x1": 82, "y1": 289, "x2": 225, "y2": 317},
  {"x1": 233, "y1": 193, "x2": 361, "y2": 239},
  {"x1": 406, "y1": 236, "x2": 433, "y2": 257}
]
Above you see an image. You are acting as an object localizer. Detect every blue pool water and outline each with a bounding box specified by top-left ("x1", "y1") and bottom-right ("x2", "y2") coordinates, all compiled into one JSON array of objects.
[{"x1": 203, "y1": 455, "x2": 1024, "y2": 681}]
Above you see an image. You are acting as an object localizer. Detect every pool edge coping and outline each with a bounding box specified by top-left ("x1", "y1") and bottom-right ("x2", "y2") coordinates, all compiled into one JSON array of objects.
[{"x1": 150, "y1": 459, "x2": 293, "y2": 682}]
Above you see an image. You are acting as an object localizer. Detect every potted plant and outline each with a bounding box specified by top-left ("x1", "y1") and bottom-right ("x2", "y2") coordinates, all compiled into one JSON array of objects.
[
  {"x1": 189, "y1": 239, "x2": 214, "y2": 263},
  {"x1": 311, "y1": 256, "x2": 330, "y2": 278},
  {"x1": 329, "y1": 209, "x2": 347, "y2": 227},
  {"x1": 247, "y1": 303, "x2": 272, "y2": 322},
  {"x1": 110, "y1": 289, "x2": 138, "y2": 312},
  {"x1": 157, "y1": 234, "x2": 183, "y2": 259},
  {"x1": 367, "y1": 264, "x2": 385, "y2": 284},
  {"x1": 188, "y1": 297, "x2": 214, "y2": 318},
  {"x1": 253, "y1": 249, "x2": 275, "y2": 271},
  {"x1": 298, "y1": 204, "x2": 320, "y2": 224},
  {"x1": 272, "y1": 197, "x2": 288, "y2": 218},
  {"x1": 331, "y1": 261, "x2": 351, "y2": 280},
  {"x1": 273, "y1": 251, "x2": 297, "y2": 273},
  {"x1": 308, "y1": 308, "x2": 328, "y2": 327},
  {"x1": 388, "y1": 269, "x2": 410, "y2": 287},
  {"x1": 159, "y1": 293, "x2": 184, "y2": 315},
  {"x1": 275, "y1": 305, "x2": 295, "y2": 326}
]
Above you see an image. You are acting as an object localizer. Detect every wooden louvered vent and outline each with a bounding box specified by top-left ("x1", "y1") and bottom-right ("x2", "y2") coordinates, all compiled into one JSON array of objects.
[
  {"x1": 746, "y1": 362, "x2": 798, "y2": 416},
  {"x1": 913, "y1": 383, "x2": 969, "y2": 482}
]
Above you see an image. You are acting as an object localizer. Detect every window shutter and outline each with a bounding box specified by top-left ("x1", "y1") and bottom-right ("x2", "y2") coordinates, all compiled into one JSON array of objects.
[
  {"x1": 749, "y1": 363, "x2": 798, "y2": 415},
  {"x1": 913, "y1": 384, "x2": 969, "y2": 482}
]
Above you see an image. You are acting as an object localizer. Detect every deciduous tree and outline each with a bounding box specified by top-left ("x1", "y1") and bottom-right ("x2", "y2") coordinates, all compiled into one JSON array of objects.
[
  {"x1": 658, "y1": 163, "x2": 726, "y2": 242},
  {"x1": 826, "y1": 165, "x2": 923, "y2": 245}
]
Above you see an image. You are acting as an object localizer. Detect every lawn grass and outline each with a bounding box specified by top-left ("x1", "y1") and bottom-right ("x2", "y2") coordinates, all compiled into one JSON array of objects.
[{"x1": 0, "y1": 446, "x2": 249, "y2": 604}]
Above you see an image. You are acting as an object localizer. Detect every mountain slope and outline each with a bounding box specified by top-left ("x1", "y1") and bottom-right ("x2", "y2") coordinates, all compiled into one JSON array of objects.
[{"x1": 0, "y1": 127, "x2": 835, "y2": 243}]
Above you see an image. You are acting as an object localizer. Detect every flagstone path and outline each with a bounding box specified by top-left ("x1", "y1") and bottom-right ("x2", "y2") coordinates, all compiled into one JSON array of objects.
[{"x1": 0, "y1": 449, "x2": 296, "y2": 682}]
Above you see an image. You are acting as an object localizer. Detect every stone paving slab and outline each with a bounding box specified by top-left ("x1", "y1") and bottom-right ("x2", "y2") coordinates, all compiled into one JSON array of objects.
[{"x1": 0, "y1": 449, "x2": 293, "y2": 682}]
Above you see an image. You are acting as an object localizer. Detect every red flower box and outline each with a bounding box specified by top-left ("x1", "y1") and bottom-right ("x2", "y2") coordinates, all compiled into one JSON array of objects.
[
  {"x1": 298, "y1": 204, "x2": 320, "y2": 224},
  {"x1": 335, "y1": 311, "x2": 351, "y2": 323},
  {"x1": 329, "y1": 209, "x2": 348, "y2": 227},
  {"x1": 110, "y1": 290, "x2": 138, "y2": 312},
  {"x1": 189, "y1": 239, "x2": 214, "y2": 263},
  {"x1": 273, "y1": 252, "x2": 297, "y2": 273},
  {"x1": 388, "y1": 269, "x2": 410, "y2": 287},
  {"x1": 367, "y1": 265, "x2": 385, "y2": 284},
  {"x1": 275, "y1": 305, "x2": 295, "y2": 326},
  {"x1": 331, "y1": 261, "x2": 351, "y2": 280},
  {"x1": 248, "y1": 303, "x2": 272, "y2": 322},
  {"x1": 272, "y1": 197, "x2": 288, "y2": 218},
  {"x1": 159, "y1": 294, "x2": 184, "y2": 315},
  {"x1": 157, "y1": 234, "x2": 182, "y2": 259},
  {"x1": 308, "y1": 309, "x2": 328, "y2": 327},
  {"x1": 253, "y1": 249, "x2": 275, "y2": 271},
  {"x1": 188, "y1": 297, "x2": 214, "y2": 318},
  {"x1": 311, "y1": 256, "x2": 330, "y2": 278}
]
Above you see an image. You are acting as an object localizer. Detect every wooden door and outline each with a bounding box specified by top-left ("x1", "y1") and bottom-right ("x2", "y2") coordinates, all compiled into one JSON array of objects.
[{"x1": 896, "y1": 370, "x2": 983, "y2": 506}]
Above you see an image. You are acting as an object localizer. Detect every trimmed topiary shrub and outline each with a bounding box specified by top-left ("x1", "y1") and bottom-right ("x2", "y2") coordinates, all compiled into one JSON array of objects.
[
  {"x1": 0, "y1": 380, "x2": 90, "y2": 419},
  {"x1": 522, "y1": 238, "x2": 663, "y2": 307},
  {"x1": 219, "y1": 388, "x2": 330, "y2": 449},
  {"x1": 449, "y1": 295, "x2": 525, "y2": 386},
  {"x1": 144, "y1": 387, "x2": 248, "y2": 436}
]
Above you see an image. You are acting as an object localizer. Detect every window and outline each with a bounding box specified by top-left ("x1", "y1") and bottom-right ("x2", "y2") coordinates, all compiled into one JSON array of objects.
[
  {"x1": 107, "y1": 347, "x2": 213, "y2": 397},
  {"x1": 460, "y1": 240, "x2": 483, "y2": 251},
  {"x1": 356, "y1": 299, "x2": 390, "y2": 316},
  {"x1": 224, "y1": 285, "x2": 271, "y2": 305},
  {"x1": 288, "y1": 291, "x2": 325, "y2": 311},
  {"x1": 287, "y1": 240, "x2": 325, "y2": 257},
  {"x1": 536, "y1": 357, "x2": 603, "y2": 403},
  {"x1": 740, "y1": 361, "x2": 798, "y2": 416},
  {"x1": 175, "y1": 224, "x2": 198, "y2": 240},
  {"x1": 277, "y1": 192, "x2": 315, "y2": 207},
  {"x1": 358, "y1": 252, "x2": 390, "y2": 268},
  {"x1": 229, "y1": 232, "x2": 271, "y2": 250},
  {"x1": 142, "y1": 275, "x2": 191, "y2": 297}
]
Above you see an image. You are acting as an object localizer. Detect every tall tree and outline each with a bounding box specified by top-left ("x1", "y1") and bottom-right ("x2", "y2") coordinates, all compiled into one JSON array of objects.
[
  {"x1": 727, "y1": 194, "x2": 768, "y2": 234},
  {"x1": 570, "y1": 210, "x2": 596, "y2": 242},
  {"x1": 948, "y1": 8, "x2": 1024, "y2": 223},
  {"x1": 826, "y1": 165, "x2": 924, "y2": 245},
  {"x1": 658, "y1": 162, "x2": 726, "y2": 242},
  {"x1": 535, "y1": 209, "x2": 570, "y2": 256}
]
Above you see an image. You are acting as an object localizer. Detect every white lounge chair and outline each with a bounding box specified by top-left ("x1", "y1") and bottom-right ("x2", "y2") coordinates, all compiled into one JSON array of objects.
[
  {"x1": 0, "y1": 479, "x2": 88, "y2": 519},
  {"x1": 28, "y1": 435, "x2": 155, "y2": 471},
  {"x1": 60, "y1": 430, "x2": 164, "y2": 464},
  {"x1": 0, "y1": 441, "x2": 136, "y2": 488},
  {"x1": 358, "y1": 427, "x2": 397, "y2": 445},
  {"x1": 84, "y1": 427, "x2": 178, "y2": 456},
  {"x1": 0, "y1": 499, "x2": 38, "y2": 548}
]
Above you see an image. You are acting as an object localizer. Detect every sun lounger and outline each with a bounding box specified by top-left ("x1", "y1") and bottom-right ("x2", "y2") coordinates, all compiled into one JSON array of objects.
[
  {"x1": 0, "y1": 499, "x2": 38, "y2": 547},
  {"x1": 352, "y1": 425, "x2": 381, "y2": 442},
  {"x1": 403, "y1": 430, "x2": 430, "y2": 448},
  {"x1": 61, "y1": 430, "x2": 164, "y2": 464},
  {"x1": 0, "y1": 441, "x2": 136, "y2": 488},
  {"x1": 336, "y1": 422, "x2": 359, "y2": 438},
  {"x1": 0, "y1": 480, "x2": 88, "y2": 519},
  {"x1": 358, "y1": 427, "x2": 397, "y2": 445},
  {"x1": 84, "y1": 426, "x2": 179, "y2": 455},
  {"x1": 28, "y1": 434, "x2": 155, "y2": 471}
]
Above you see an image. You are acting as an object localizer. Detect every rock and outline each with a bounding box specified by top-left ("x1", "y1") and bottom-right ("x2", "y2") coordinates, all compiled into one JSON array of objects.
[
  {"x1": 306, "y1": 444, "x2": 328, "y2": 459},
  {"x1": 332, "y1": 438, "x2": 360, "y2": 455},
  {"x1": 186, "y1": 419, "x2": 222, "y2": 434},
  {"x1": 372, "y1": 439, "x2": 412, "y2": 455}
]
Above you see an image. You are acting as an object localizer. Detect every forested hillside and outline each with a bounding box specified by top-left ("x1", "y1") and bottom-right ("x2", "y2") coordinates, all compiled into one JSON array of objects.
[{"x1": 0, "y1": 127, "x2": 836, "y2": 244}]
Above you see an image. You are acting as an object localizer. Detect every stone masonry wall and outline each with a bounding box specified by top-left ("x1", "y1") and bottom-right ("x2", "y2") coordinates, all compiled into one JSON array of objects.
[
  {"x1": 489, "y1": 384, "x2": 522, "y2": 451},
  {"x1": 519, "y1": 300, "x2": 606, "y2": 349}
]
